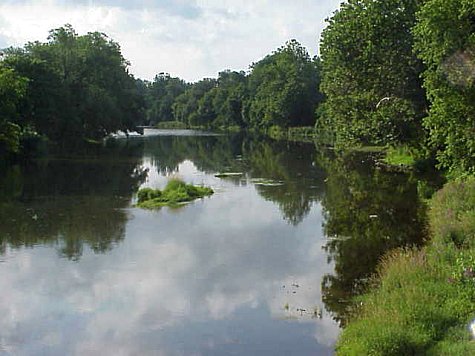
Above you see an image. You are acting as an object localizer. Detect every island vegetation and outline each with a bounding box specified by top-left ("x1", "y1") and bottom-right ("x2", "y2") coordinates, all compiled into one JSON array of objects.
[
  {"x1": 136, "y1": 179, "x2": 213, "y2": 209},
  {"x1": 1, "y1": 0, "x2": 475, "y2": 353}
]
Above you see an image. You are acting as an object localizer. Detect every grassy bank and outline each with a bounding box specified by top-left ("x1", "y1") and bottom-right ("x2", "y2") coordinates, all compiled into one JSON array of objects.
[
  {"x1": 136, "y1": 179, "x2": 213, "y2": 209},
  {"x1": 383, "y1": 145, "x2": 416, "y2": 167},
  {"x1": 337, "y1": 178, "x2": 475, "y2": 355}
]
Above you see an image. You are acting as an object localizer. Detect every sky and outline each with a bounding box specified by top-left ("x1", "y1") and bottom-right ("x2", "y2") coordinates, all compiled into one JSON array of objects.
[{"x1": 0, "y1": 0, "x2": 341, "y2": 82}]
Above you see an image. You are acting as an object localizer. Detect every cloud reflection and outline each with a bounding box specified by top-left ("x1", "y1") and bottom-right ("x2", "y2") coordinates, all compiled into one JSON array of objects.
[{"x1": 0, "y1": 162, "x2": 339, "y2": 355}]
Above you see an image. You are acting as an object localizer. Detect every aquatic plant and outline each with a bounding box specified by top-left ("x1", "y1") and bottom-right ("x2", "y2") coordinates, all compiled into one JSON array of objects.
[{"x1": 136, "y1": 179, "x2": 213, "y2": 209}]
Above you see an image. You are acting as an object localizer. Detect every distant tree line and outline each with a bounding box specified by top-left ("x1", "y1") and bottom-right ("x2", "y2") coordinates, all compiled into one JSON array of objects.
[
  {"x1": 140, "y1": 0, "x2": 474, "y2": 174},
  {"x1": 140, "y1": 39, "x2": 322, "y2": 130}
]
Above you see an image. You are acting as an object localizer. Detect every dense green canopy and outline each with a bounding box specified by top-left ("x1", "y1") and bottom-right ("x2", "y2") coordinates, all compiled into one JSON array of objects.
[
  {"x1": 140, "y1": 39, "x2": 322, "y2": 131},
  {"x1": 414, "y1": 0, "x2": 475, "y2": 174},
  {"x1": 319, "y1": 0, "x2": 426, "y2": 147},
  {"x1": 0, "y1": 65, "x2": 28, "y2": 155},
  {"x1": 1, "y1": 9, "x2": 474, "y2": 175},
  {"x1": 1, "y1": 24, "x2": 144, "y2": 151},
  {"x1": 246, "y1": 40, "x2": 322, "y2": 129}
]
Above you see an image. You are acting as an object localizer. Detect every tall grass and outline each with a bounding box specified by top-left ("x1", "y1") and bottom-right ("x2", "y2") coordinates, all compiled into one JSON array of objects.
[{"x1": 337, "y1": 178, "x2": 475, "y2": 355}]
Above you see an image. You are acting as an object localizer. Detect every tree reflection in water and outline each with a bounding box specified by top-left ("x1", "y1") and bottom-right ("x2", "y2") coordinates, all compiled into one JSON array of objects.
[
  {"x1": 317, "y1": 151, "x2": 433, "y2": 326},
  {"x1": 0, "y1": 132, "x2": 439, "y2": 325},
  {"x1": 0, "y1": 139, "x2": 147, "y2": 259}
]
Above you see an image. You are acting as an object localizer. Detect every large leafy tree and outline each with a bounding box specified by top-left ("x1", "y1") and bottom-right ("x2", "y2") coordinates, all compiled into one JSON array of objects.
[
  {"x1": 0, "y1": 65, "x2": 28, "y2": 154},
  {"x1": 144, "y1": 73, "x2": 188, "y2": 125},
  {"x1": 246, "y1": 39, "x2": 322, "y2": 129},
  {"x1": 414, "y1": 0, "x2": 475, "y2": 174},
  {"x1": 3, "y1": 24, "x2": 144, "y2": 145},
  {"x1": 319, "y1": 0, "x2": 426, "y2": 147},
  {"x1": 210, "y1": 70, "x2": 247, "y2": 128},
  {"x1": 172, "y1": 78, "x2": 216, "y2": 126}
]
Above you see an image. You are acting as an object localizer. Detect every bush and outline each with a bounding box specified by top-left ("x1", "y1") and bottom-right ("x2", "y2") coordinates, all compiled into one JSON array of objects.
[
  {"x1": 136, "y1": 179, "x2": 213, "y2": 209},
  {"x1": 137, "y1": 187, "x2": 162, "y2": 203}
]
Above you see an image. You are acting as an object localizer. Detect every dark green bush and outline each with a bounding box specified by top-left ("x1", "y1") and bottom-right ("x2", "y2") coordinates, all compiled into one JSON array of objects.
[{"x1": 136, "y1": 179, "x2": 213, "y2": 209}]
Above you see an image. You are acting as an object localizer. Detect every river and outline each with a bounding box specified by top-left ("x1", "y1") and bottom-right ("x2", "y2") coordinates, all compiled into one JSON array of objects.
[{"x1": 0, "y1": 129, "x2": 433, "y2": 355}]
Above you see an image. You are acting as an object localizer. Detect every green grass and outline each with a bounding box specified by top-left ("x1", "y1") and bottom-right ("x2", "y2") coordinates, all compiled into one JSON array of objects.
[
  {"x1": 136, "y1": 179, "x2": 213, "y2": 209},
  {"x1": 337, "y1": 178, "x2": 475, "y2": 355},
  {"x1": 383, "y1": 145, "x2": 416, "y2": 167}
]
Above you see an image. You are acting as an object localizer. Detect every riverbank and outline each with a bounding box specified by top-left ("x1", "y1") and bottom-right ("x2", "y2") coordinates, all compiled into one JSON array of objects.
[{"x1": 336, "y1": 178, "x2": 475, "y2": 355}]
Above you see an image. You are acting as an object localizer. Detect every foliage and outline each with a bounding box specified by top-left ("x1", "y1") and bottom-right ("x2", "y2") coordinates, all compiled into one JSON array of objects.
[
  {"x1": 246, "y1": 40, "x2": 322, "y2": 129},
  {"x1": 383, "y1": 145, "x2": 416, "y2": 167},
  {"x1": 336, "y1": 178, "x2": 475, "y2": 355},
  {"x1": 172, "y1": 78, "x2": 217, "y2": 127},
  {"x1": 144, "y1": 40, "x2": 322, "y2": 131},
  {"x1": 2, "y1": 24, "x2": 144, "y2": 147},
  {"x1": 413, "y1": 0, "x2": 475, "y2": 174},
  {"x1": 207, "y1": 70, "x2": 247, "y2": 128},
  {"x1": 0, "y1": 65, "x2": 28, "y2": 155},
  {"x1": 141, "y1": 73, "x2": 188, "y2": 125},
  {"x1": 429, "y1": 177, "x2": 475, "y2": 248},
  {"x1": 319, "y1": 0, "x2": 426, "y2": 147},
  {"x1": 136, "y1": 179, "x2": 214, "y2": 209},
  {"x1": 318, "y1": 150, "x2": 427, "y2": 325}
]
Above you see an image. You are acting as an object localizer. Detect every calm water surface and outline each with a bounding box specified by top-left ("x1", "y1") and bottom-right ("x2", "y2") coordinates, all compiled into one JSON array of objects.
[{"x1": 0, "y1": 130, "x2": 430, "y2": 355}]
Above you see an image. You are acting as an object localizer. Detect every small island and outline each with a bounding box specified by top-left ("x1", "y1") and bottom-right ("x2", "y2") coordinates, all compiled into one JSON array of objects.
[{"x1": 136, "y1": 179, "x2": 214, "y2": 209}]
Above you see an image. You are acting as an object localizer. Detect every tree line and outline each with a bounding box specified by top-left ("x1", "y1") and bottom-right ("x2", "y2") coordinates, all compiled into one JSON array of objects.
[
  {"x1": 1, "y1": 0, "x2": 474, "y2": 174},
  {"x1": 0, "y1": 24, "x2": 144, "y2": 157},
  {"x1": 139, "y1": 39, "x2": 322, "y2": 130},
  {"x1": 140, "y1": 0, "x2": 474, "y2": 175},
  {"x1": 319, "y1": 0, "x2": 475, "y2": 175}
]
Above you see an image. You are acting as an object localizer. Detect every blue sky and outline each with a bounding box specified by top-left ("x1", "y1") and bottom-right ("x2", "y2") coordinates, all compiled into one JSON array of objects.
[{"x1": 0, "y1": 0, "x2": 341, "y2": 81}]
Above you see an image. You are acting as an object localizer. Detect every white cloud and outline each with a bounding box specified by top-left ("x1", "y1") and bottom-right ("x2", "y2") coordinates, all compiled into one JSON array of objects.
[
  {"x1": 0, "y1": 0, "x2": 340, "y2": 81},
  {"x1": 0, "y1": 153, "x2": 339, "y2": 355}
]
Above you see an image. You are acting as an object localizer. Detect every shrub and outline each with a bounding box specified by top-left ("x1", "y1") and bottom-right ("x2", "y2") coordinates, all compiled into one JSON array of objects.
[{"x1": 136, "y1": 179, "x2": 213, "y2": 209}]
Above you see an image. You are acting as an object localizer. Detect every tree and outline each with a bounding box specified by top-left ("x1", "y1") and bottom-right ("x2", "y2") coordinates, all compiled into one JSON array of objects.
[
  {"x1": 2, "y1": 24, "x2": 144, "y2": 145},
  {"x1": 413, "y1": 0, "x2": 475, "y2": 174},
  {"x1": 319, "y1": 0, "x2": 426, "y2": 147},
  {"x1": 144, "y1": 73, "x2": 188, "y2": 125},
  {"x1": 210, "y1": 70, "x2": 247, "y2": 128},
  {"x1": 172, "y1": 78, "x2": 216, "y2": 126},
  {"x1": 246, "y1": 39, "x2": 322, "y2": 129},
  {"x1": 0, "y1": 65, "x2": 28, "y2": 155}
]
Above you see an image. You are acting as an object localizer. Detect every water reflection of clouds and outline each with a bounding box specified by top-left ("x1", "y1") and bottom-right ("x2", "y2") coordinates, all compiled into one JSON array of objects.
[{"x1": 0, "y1": 165, "x2": 338, "y2": 355}]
